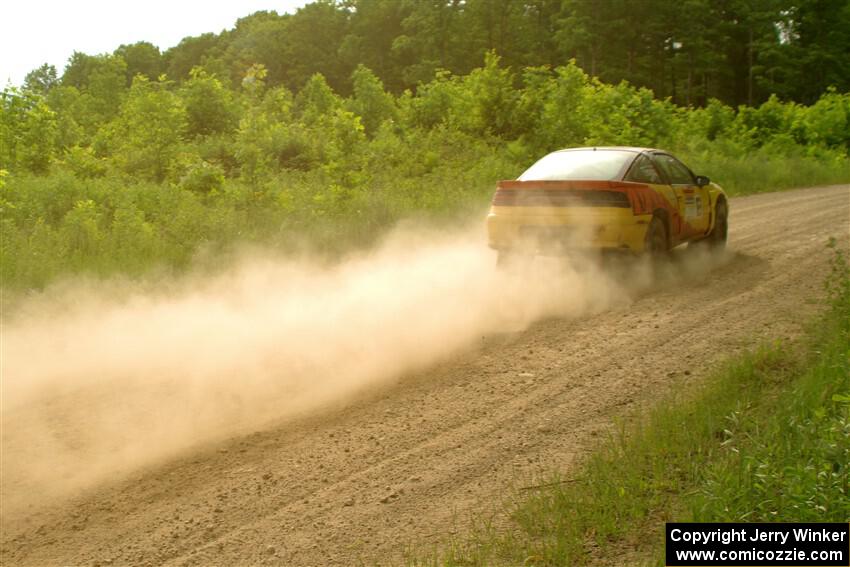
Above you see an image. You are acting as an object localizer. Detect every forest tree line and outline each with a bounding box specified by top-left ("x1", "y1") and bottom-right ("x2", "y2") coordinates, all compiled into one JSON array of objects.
[{"x1": 18, "y1": 0, "x2": 850, "y2": 107}]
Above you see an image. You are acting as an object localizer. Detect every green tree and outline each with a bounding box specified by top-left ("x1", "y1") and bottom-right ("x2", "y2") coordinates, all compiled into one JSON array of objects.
[
  {"x1": 61, "y1": 52, "x2": 128, "y2": 125},
  {"x1": 794, "y1": 0, "x2": 850, "y2": 102},
  {"x1": 108, "y1": 76, "x2": 187, "y2": 180},
  {"x1": 394, "y1": 0, "x2": 466, "y2": 86},
  {"x1": 241, "y1": 62, "x2": 268, "y2": 101},
  {"x1": 347, "y1": 65, "x2": 397, "y2": 135},
  {"x1": 460, "y1": 51, "x2": 520, "y2": 138},
  {"x1": 339, "y1": 0, "x2": 411, "y2": 92},
  {"x1": 406, "y1": 69, "x2": 469, "y2": 130},
  {"x1": 23, "y1": 64, "x2": 59, "y2": 96},
  {"x1": 224, "y1": 11, "x2": 290, "y2": 87},
  {"x1": 234, "y1": 106, "x2": 275, "y2": 182},
  {"x1": 61, "y1": 199, "x2": 103, "y2": 257},
  {"x1": 461, "y1": 0, "x2": 540, "y2": 70},
  {"x1": 163, "y1": 33, "x2": 226, "y2": 82},
  {"x1": 45, "y1": 85, "x2": 86, "y2": 148},
  {"x1": 0, "y1": 88, "x2": 58, "y2": 173},
  {"x1": 758, "y1": 0, "x2": 850, "y2": 104},
  {"x1": 294, "y1": 73, "x2": 343, "y2": 124},
  {"x1": 234, "y1": 65, "x2": 276, "y2": 181},
  {"x1": 278, "y1": 1, "x2": 351, "y2": 92},
  {"x1": 181, "y1": 68, "x2": 238, "y2": 137},
  {"x1": 115, "y1": 42, "x2": 164, "y2": 84},
  {"x1": 530, "y1": 62, "x2": 590, "y2": 152}
]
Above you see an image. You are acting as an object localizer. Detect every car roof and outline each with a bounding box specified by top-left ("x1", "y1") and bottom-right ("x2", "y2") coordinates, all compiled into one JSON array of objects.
[{"x1": 552, "y1": 146, "x2": 664, "y2": 154}]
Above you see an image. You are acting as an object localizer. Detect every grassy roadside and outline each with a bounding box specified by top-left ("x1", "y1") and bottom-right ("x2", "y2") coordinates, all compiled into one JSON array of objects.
[
  {"x1": 412, "y1": 242, "x2": 850, "y2": 566},
  {"x1": 682, "y1": 151, "x2": 850, "y2": 196}
]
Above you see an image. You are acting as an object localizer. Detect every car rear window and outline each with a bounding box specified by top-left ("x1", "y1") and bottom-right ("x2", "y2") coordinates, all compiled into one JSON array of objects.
[{"x1": 518, "y1": 149, "x2": 636, "y2": 181}]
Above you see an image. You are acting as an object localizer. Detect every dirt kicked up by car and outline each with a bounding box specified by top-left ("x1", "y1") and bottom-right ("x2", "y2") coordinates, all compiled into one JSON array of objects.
[{"x1": 487, "y1": 147, "x2": 728, "y2": 265}]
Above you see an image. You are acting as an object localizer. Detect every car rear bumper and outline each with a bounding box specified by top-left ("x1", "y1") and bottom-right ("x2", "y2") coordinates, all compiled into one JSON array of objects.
[{"x1": 486, "y1": 206, "x2": 651, "y2": 253}]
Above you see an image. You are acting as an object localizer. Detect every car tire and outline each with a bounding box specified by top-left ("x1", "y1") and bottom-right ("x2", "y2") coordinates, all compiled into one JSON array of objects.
[
  {"x1": 496, "y1": 250, "x2": 512, "y2": 268},
  {"x1": 644, "y1": 215, "x2": 668, "y2": 257},
  {"x1": 690, "y1": 199, "x2": 728, "y2": 252},
  {"x1": 496, "y1": 250, "x2": 532, "y2": 270},
  {"x1": 708, "y1": 199, "x2": 728, "y2": 249}
]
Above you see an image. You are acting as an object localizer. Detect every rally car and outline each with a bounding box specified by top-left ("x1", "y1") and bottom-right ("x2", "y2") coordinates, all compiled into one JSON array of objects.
[{"x1": 486, "y1": 147, "x2": 728, "y2": 263}]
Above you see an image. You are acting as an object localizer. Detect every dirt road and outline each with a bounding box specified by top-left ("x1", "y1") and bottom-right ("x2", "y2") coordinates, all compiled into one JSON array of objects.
[{"x1": 2, "y1": 185, "x2": 848, "y2": 566}]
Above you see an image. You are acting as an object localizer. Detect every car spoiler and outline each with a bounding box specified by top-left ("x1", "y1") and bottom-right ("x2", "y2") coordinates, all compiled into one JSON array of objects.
[
  {"x1": 496, "y1": 179, "x2": 648, "y2": 190},
  {"x1": 493, "y1": 179, "x2": 652, "y2": 209}
]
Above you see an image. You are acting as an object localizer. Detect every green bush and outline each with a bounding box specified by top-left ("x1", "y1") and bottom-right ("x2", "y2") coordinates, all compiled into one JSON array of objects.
[
  {"x1": 63, "y1": 145, "x2": 109, "y2": 179},
  {"x1": 179, "y1": 159, "x2": 225, "y2": 193}
]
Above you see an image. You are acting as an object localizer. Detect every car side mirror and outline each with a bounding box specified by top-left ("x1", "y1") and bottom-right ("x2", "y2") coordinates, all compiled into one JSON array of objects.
[{"x1": 695, "y1": 175, "x2": 710, "y2": 187}]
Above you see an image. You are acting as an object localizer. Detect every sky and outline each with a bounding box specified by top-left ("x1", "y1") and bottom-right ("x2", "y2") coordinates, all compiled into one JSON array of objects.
[{"x1": 1, "y1": 0, "x2": 310, "y2": 87}]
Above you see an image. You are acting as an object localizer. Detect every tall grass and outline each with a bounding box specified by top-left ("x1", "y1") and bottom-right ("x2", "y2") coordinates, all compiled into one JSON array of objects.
[
  {"x1": 681, "y1": 147, "x2": 850, "y2": 196},
  {"x1": 691, "y1": 242, "x2": 850, "y2": 523}
]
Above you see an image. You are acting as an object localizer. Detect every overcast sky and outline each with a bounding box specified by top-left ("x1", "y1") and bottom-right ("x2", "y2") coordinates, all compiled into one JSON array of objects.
[{"x1": 1, "y1": 0, "x2": 310, "y2": 87}]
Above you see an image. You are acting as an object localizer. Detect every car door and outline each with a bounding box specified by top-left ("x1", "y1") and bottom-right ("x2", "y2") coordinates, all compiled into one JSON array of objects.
[{"x1": 651, "y1": 153, "x2": 710, "y2": 240}]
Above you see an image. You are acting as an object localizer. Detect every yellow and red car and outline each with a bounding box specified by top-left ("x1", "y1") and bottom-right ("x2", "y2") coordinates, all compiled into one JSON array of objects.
[{"x1": 487, "y1": 147, "x2": 728, "y2": 263}]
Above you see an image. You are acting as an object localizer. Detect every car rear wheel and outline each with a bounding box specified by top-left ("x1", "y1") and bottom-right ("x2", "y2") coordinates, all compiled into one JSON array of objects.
[
  {"x1": 496, "y1": 250, "x2": 513, "y2": 268},
  {"x1": 496, "y1": 250, "x2": 533, "y2": 270},
  {"x1": 644, "y1": 215, "x2": 668, "y2": 257}
]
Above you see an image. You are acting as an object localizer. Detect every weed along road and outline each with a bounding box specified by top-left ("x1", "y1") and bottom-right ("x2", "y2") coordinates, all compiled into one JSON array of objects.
[{"x1": 2, "y1": 185, "x2": 849, "y2": 567}]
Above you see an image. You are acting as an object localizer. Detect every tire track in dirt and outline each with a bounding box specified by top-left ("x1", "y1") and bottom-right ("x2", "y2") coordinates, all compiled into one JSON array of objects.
[{"x1": 2, "y1": 185, "x2": 848, "y2": 567}]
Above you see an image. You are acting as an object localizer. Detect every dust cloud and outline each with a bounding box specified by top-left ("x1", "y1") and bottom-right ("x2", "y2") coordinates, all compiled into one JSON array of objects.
[{"x1": 1, "y1": 222, "x2": 722, "y2": 516}]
